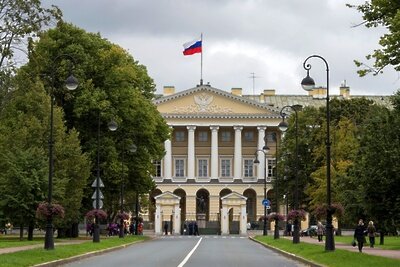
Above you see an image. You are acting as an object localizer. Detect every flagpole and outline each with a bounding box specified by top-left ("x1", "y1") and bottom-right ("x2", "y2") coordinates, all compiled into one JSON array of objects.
[{"x1": 200, "y1": 33, "x2": 203, "y2": 85}]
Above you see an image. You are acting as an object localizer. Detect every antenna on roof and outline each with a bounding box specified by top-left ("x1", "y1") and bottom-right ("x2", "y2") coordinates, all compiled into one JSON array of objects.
[{"x1": 249, "y1": 72, "x2": 261, "y2": 97}]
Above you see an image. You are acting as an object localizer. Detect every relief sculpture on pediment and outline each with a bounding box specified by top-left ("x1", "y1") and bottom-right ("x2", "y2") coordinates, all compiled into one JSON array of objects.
[{"x1": 172, "y1": 93, "x2": 233, "y2": 114}]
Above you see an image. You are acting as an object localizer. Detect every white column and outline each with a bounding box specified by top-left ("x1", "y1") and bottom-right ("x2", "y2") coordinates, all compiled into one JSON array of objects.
[
  {"x1": 240, "y1": 204, "x2": 247, "y2": 235},
  {"x1": 234, "y1": 126, "x2": 243, "y2": 179},
  {"x1": 164, "y1": 139, "x2": 172, "y2": 179},
  {"x1": 187, "y1": 126, "x2": 196, "y2": 179},
  {"x1": 221, "y1": 206, "x2": 229, "y2": 235},
  {"x1": 173, "y1": 205, "x2": 181, "y2": 235},
  {"x1": 155, "y1": 204, "x2": 161, "y2": 235},
  {"x1": 257, "y1": 126, "x2": 267, "y2": 180},
  {"x1": 210, "y1": 126, "x2": 219, "y2": 179}
]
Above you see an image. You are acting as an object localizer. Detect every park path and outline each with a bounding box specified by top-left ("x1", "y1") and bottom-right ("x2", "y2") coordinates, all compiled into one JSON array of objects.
[{"x1": 0, "y1": 239, "x2": 88, "y2": 255}]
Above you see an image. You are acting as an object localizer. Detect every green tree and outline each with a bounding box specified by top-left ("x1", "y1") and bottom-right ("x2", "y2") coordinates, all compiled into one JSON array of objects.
[
  {"x1": 0, "y1": 69, "x2": 89, "y2": 239},
  {"x1": 0, "y1": 0, "x2": 61, "y2": 90},
  {"x1": 25, "y1": 22, "x2": 169, "y2": 217},
  {"x1": 348, "y1": 1, "x2": 400, "y2": 76}
]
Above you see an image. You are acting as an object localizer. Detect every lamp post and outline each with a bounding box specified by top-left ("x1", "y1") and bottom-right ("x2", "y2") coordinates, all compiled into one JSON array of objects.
[
  {"x1": 301, "y1": 54, "x2": 334, "y2": 251},
  {"x1": 254, "y1": 145, "x2": 270, "y2": 236},
  {"x1": 45, "y1": 55, "x2": 78, "y2": 250},
  {"x1": 108, "y1": 120, "x2": 137, "y2": 238},
  {"x1": 278, "y1": 104, "x2": 301, "y2": 244},
  {"x1": 273, "y1": 132, "x2": 280, "y2": 239}
]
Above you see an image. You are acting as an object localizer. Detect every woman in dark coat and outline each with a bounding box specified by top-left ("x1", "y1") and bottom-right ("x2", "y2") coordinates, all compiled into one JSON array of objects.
[{"x1": 354, "y1": 219, "x2": 366, "y2": 252}]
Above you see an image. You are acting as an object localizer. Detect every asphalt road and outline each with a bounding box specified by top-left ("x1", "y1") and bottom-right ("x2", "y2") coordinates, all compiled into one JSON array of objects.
[{"x1": 64, "y1": 235, "x2": 305, "y2": 267}]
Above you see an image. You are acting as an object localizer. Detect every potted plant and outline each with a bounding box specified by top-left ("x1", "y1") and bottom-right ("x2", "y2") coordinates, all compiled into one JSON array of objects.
[{"x1": 36, "y1": 202, "x2": 65, "y2": 221}]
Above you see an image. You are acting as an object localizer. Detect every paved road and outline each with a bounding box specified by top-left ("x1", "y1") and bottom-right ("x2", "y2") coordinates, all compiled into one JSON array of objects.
[{"x1": 64, "y1": 235, "x2": 305, "y2": 267}]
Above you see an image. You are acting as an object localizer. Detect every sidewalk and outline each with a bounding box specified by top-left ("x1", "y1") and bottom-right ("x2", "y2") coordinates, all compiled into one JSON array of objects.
[{"x1": 287, "y1": 236, "x2": 400, "y2": 260}]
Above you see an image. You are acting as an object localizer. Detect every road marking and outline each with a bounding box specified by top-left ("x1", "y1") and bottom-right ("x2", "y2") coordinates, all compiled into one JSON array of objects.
[{"x1": 177, "y1": 237, "x2": 203, "y2": 267}]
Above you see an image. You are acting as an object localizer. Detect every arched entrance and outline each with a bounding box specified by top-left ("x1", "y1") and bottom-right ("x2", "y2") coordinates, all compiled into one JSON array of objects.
[
  {"x1": 243, "y1": 189, "x2": 257, "y2": 222},
  {"x1": 173, "y1": 188, "x2": 186, "y2": 232},
  {"x1": 219, "y1": 188, "x2": 232, "y2": 212},
  {"x1": 220, "y1": 192, "x2": 247, "y2": 235},
  {"x1": 154, "y1": 191, "x2": 181, "y2": 235}
]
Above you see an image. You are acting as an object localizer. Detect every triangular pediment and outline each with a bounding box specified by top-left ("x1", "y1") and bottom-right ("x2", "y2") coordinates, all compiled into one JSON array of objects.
[
  {"x1": 154, "y1": 191, "x2": 181, "y2": 200},
  {"x1": 154, "y1": 85, "x2": 281, "y2": 118},
  {"x1": 221, "y1": 191, "x2": 247, "y2": 201}
]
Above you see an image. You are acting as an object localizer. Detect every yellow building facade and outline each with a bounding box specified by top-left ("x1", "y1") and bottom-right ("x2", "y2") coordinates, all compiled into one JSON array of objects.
[{"x1": 150, "y1": 84, "x2": 283, "y2": 235}]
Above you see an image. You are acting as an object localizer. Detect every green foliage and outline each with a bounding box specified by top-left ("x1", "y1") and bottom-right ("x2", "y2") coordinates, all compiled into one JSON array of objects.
[
  {"x1": 24, "y1": 22, "x2": 169, "y2": 216},
  {"x1": 348, "y1": 1, "x2": 400, "y2": 75}
]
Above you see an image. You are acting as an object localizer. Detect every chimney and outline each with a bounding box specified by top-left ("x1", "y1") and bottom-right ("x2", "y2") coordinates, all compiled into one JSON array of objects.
[
  {"x1": 163, "y1": 86, "x2": 175, "y2": 96},
  {"x1": 263, "y1": 89, "x2": 275, "y2": 96},
  {"x1": 340, "y1": 80, "x2": 350, "y2": 99},
  {"x1": 231, "y1": 87, "x2": 242, "y2": 96}
]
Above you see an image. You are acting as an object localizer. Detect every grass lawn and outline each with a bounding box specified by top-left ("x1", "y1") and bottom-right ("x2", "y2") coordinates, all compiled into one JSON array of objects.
[
  {"x1": 0, "y1": 236, "x2": 91, "y2": 249},
  {"x1": 334, "y1": 235, "x2": 400, "y2": 250},
  {"x1": 254, "y1": 235, "x2": 400, "y2": 267},
  {"x1": 0, "y1": 235, "x2": 148, "y2": 267}
]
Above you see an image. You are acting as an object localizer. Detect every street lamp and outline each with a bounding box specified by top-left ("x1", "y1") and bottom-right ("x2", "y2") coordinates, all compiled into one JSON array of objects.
[
  {"x1": 278, "y1": 104, "x2": 301, "y2": 244},
  {"x1": 301, "y1": 55, "x2": 334, "y2": 251},
  {"x1": 45, "y1": 55, "x2": 78, "y2": 250},
  {"x1": 108, "y1": 120, "x2": 137, "y2": 238},
  {"x1": 272, "y1": 132, "x2": 280, "y2": 239},
  {"x1": 254, "y1": 145, "x2": 270, "y2": 236}
]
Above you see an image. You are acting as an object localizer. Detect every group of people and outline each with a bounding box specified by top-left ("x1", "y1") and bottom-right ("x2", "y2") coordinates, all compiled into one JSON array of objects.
[
  {"x1": 354, "y1": 219, "x2": 376, "y2": 252},
  {"x1": 86, "y1": 219, "x2": 143, "y2": 237},
  {"x1": 183, "y1": 221, "x2": 199, "y2": 236}
]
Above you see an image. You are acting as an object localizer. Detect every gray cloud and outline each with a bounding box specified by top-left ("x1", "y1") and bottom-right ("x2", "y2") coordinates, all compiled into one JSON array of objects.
[{"x1": 42, "y1": 0, "x2": 399, "y2": 96}]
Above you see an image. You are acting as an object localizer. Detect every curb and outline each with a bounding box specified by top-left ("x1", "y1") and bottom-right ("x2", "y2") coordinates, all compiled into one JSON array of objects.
[
  {"x1": 33, "y1": 237, "x2": 154, "y2": 267},
  {"x1": 249, "y1": 236, "x2": 324, "y2": 267}
]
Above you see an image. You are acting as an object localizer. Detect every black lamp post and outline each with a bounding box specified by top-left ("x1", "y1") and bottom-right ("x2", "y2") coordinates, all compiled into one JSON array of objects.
[
  {"x1": 278, "y1": 104, "x2": 301, "y2": 244},
  {"x1": 108, "y1": 120, "x2": 137, "y2": 238},
  {"x1": 254, "y1": 145, "x2": 270, "y2": 236},
  {"x1": 273, "y1": 132, "x2": 280, "y2": 239},
  {"x1": 45, "y1": 55, "x2": 78, "y2": 250},
  {"x1": 301, "y1": 54, "x2": 334, "y2": 251}
]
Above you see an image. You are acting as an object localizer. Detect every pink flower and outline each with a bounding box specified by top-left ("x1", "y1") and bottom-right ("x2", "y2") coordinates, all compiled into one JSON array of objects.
[
  {"x1": 287, "y1": 209, "x2": 306, "y2": 221},
  {"x1": 267, "y1": 212, "x2": 285, "y2": 221},
  {"x1": 36, "y1": 202, "x2": 65, "y2": 220},
  {"x1": 116, "y1": 212, "x2": 130, "y2": 220},
  {"x1": 85, "y1": 209, "x2": 107, "y2": 220}
]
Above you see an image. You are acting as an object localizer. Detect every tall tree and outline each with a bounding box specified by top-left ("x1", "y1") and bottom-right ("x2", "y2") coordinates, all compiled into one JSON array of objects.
[
  {"x1": 0, "y1": 0, "x2": 61, "y2": 89},
  {"x1": 25, "y1": 22, "x2": 169, "y2": 217},
  {"x1": 348, "y1": 1, "x2": 400, "y2": 76}
]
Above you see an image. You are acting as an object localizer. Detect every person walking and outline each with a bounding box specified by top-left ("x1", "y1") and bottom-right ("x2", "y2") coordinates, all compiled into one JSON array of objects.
[
  {"x1": 354, "y1": 219, "x2": 367, "y2": 252},
  {"x1": 164, "y1": 221, "x2": 168, "y2": 235},
  {"x1": 367, "y1": 221, "x2": 376, "y2": 248},
  {"x1": 317, "y1": 221, "x2": 324, "y2": 242}
]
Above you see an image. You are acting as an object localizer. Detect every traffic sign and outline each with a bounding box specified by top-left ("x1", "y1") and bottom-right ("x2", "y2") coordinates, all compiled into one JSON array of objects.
[
  {"x1": 91, "y1": 177, "x2": 104, "y2": 188},
  {"x1": 262, "y1": 199, "x2": 270, "y2": 207},
  {"x1": 91, "y1": 189, "x2": 104, "y2": 200},
  {"x1": 92, "y1": 200, "x2": 103, "y2": 209}
]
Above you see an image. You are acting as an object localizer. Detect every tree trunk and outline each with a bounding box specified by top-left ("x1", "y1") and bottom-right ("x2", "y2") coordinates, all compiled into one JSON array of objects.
[
  {"x1": 57, "y1": 227, "x2": 66, "y2": 238},
  {"x1": 28, "y1": 223, "x2": 34, "y2": 241},
  {"x1": 19, "y1": 224, "x2": 24, "y2": 240},
  {"x1": 379, "y1": 230, "x2": 384, "y2": 245},
  {"x1": 71, "y1": 223, "x2": 79, "y2": 238}
]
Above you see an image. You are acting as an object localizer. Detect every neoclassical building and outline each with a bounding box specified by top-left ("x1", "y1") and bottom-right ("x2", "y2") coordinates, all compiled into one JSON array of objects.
[
  {"x1": 149, "y1": 83, "x2": 391, "y2": 235},
  {"x1": 150, "y1": 84, "x2": 284, "y2": 235}
]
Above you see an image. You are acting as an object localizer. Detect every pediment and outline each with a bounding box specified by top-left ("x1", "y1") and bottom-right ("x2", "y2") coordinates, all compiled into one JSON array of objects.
[
  {"x1": 154, "y1": 86, "x2": 280, "y2": 118},
  {"x1": 221, "y1": 191, "x2": 247, "y2": 201},
  {"x1": 154, "y1": 191, "x2": 181, "y2": 200}
]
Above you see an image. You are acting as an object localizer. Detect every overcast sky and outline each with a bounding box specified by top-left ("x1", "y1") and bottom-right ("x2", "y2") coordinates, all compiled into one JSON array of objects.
[{"x1": 42, "y1": 0, "x2": 399, "y2": 96}]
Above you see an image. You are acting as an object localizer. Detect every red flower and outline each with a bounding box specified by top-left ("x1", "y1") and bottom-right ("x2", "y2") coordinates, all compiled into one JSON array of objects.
[
  {"x1": 287, "y1": 209, "x2": 306, "y2": 221},
  {"x1": 267, "y1": 212, "x2": 285, "y2": 222},
  {"x1": 36, "y1": 202, "x2": 65, "y2": 220},
  {"x1": 85, "y1": 209, "x2": 107, "y2": 220}
]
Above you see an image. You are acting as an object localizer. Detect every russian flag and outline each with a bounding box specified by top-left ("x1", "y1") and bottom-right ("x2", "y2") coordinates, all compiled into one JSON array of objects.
[{"x1": 183, "y1": 37, "x2": 202, "y2": 56}]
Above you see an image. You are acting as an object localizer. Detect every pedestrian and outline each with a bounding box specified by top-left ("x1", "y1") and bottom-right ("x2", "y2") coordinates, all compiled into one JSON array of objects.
[
  {"x1": 164, "y1": 221, "x2": 168, "y2": 235},
  {"x1": 317, "y1": 221, "x2": 324, "y2": 242},
  {"x1": 354, "y1": 219, "x2": 367, "y2": 252},
  {"x1": 286, "y1": 222, "x2": 292, "y2": 236},
  {"x1": 194, "y1": 222, "x2": 199, "y2": 236},
  {"x1": 367, "y1": 221, "x2": 376, "y2": 248}
]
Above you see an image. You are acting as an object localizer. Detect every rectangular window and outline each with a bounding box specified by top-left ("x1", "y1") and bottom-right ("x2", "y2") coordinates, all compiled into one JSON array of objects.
[
  {"x1": 221, "y1": 159, "x2": 231, "y2": 177},
  {"x1": 244, "y1": 131, "x2": 254, "y2": 141},
  {"x1": 198, "y1": 131, "x2": 208, "y2": 142},
  {"x1": 175, "y1": 159, "x2": 185, "y2": 177},
  {"x1": 153, "y1": 160, "x2": 161, "y2": 177},
  {"x1": 267, "y1": 159, "x2": 276, "y2": 178},
  {"x1": 244, "y1": 159, "x2": 254, "y2": 177},
  {"x1": 221, "y1": 131, "x2": 231, "y2": 142},
  {"x1": 198, "y1": 159, "x2": 208, "y2": 177},
  {"x1": 175, "y1": 131, "x2": 185, "y2": 142}
]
